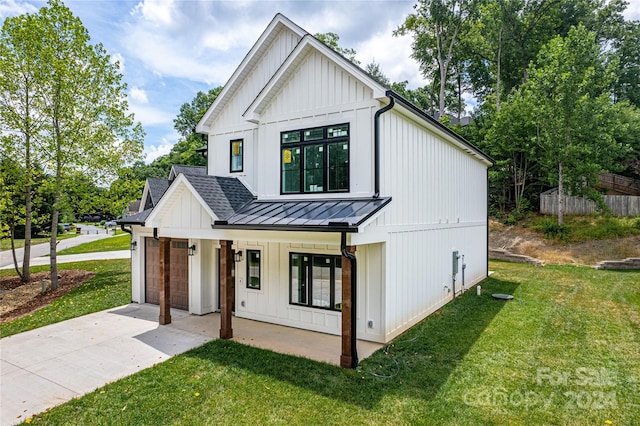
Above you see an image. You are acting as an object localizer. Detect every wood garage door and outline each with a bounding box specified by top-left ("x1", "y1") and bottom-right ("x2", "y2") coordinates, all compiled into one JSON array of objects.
[{"x1": 145, "y1": 238, "x2": 189, "y2": 310}]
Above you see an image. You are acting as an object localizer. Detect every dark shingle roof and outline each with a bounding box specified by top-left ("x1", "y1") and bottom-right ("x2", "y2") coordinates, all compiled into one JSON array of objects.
[
  {"x1": 169, "y1": 165, "x2": 207, "y2": 180},
  {"x1": 184, "y1": 175, "x2": 255, "y2": 220},
  {"x1": 117, "y1": 208, "x2": 152, "y2": 225},
  {"x1": 213, "y1": 197, "x2": 391, "y2": 232},
  {"x1": 147, "y1": 178, "x2": 170, "y2": 208}
]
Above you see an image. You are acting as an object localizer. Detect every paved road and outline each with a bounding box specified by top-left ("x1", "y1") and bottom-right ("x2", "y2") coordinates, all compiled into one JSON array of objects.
[{"x1": 0, "y1": 225, "x2": 116, "y2": 270}]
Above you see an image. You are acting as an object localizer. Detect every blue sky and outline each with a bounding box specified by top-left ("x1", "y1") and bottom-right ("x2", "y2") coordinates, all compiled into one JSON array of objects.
[
  {"x1": 2, "y1": 1, "x2": 639, "y2": 163},
  {"x1": 2, "y1": 0, "x2": 428, "y2": 163}
]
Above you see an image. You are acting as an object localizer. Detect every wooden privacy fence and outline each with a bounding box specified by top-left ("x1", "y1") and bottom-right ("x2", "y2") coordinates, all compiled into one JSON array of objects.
[{"x1": 540, "y1": 190, "x2": 640, "y2": 217}]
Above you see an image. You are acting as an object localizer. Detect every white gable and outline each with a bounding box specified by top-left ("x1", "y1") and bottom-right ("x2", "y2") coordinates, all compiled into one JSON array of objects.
[
  {"x1": 145, "y1": 176, "x2": 217, "y2": 230},
  {"x1": 244, "y1": 36, "x2": 386, "y2": 123},
  {"x1": 197, "y1": 14, "x2": 305, "y2": 134}
]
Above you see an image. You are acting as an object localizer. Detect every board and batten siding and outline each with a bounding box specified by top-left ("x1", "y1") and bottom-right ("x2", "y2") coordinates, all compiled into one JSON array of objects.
[
  {"x1": 376, "y1": 110, "x2": 489, "y2": 341},
  {"x1": 233, "y1": 240, "x2": 386, "y2": 343},
  {"x1": 253, "y1": 50, "x2": 380, "y2": 199}
]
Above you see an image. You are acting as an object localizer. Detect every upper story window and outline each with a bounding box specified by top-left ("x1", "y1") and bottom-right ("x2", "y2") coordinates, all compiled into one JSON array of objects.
[
  {"x1": 230, "y1": 139, "x2": 243, "y2": 172},
  {"x1": 281, "y1": 124, "x2": 349, "y2": 194}
]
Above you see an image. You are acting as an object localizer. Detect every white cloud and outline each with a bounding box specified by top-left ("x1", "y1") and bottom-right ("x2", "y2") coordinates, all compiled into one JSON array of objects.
[
  {"x1": 624, "y1": 1, "x2": 640, "y2": 21},
  {"x1": 128, "y1": 103, "x2": 172, "y2": 126},
  {"x1": 144, "y1": 132, "x2": 178, "y2": 163},
  {"x1": 0, "y1": 0, "x2": 38, "y2": 18},
  {"x1": 130, "y1": 86, "x2": 149, "y2": 104},
  {"x1": 356, "y1": 25, "x2": 424, "y2": 89},
  {"x1": 110, "y1": 52, "x2": 125, "y2": 72}
]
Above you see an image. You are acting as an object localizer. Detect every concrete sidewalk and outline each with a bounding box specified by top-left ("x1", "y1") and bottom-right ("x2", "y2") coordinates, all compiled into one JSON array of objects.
[
  {"x1": 0, "y1": 231, "x2": 116, "y2": 269},
  {"x1": 0, "y1": 250, "x2": 130, "y2": 270}
]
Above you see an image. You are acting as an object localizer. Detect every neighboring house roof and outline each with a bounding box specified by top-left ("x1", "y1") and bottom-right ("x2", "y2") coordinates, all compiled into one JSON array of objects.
[
  {"x1": 213, "y1": 197, "x2": 392, "y2": 232},
  {"x1": 127, "y1": 200, "x2": 141, "y2": 215},
  {"x1": 117, "y1": 208, "x2": 152, "y2": 225},
  {"x1": 183, "y1": 175, "x2": 255, "y2": 220},
  {"x1": 169, "y1": 165, "x2": 207, "y2": 180}
]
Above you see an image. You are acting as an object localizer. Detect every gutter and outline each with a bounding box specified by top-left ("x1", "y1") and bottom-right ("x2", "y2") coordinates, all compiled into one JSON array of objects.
[
  {"x1": 341, "y1": 231, "x2": 358, "y2": 368},
  {"x1": 373, "y1": 96, "x2": 395, "y2": 198}
]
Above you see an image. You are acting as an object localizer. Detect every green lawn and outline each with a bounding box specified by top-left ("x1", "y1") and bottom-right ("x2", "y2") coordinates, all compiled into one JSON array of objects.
[
  {"x1": 0, "y1": 259, "x2": 131, "y2": 337},
  {"x1": 20, "y1": 261, "x2": 640, "y2": 425},
  {"x1": 57, "y1": 233, "x2": 131, "y2": 255}
]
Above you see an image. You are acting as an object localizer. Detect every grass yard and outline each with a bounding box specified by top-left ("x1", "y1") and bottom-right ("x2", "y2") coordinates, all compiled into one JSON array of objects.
[
  {"x1": 56, "y1": 233, "x2": 131, "y2": 255},
  {"x1": 21, "y1": 261, "x2": 640, "y2": 425},
  {"x1": 1, "y1": 259, "x2": 131, "y2": 337}
]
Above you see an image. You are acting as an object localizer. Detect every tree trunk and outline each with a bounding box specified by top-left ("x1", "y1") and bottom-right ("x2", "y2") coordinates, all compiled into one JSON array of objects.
[
  {"x1": 439, "y1": 59, "x2": 447, "y2": 118},
  {"x1": 50, "y1": 196, "x2": 60, "y2": 290},
  {"x1": 496, "y1": 26, "x2": 502, "y2": 111},
  {"x1": 558, "y1": 161, "x2": 564, "y2": 226},
  {"x1": 22, "y1": 94, "x2": 32, "y2": 282},
  {"x1": 10, "y1": 225, "x2": 25, "y2": 280}
]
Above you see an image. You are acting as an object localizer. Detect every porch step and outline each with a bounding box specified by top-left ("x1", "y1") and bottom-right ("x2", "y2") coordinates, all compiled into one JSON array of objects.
[
  {"x1": 595, "y1": 258, "x2": 640, "y2": 270},
  {"x1": 489, "y1": 249, "x2": 544, "y2": 266}
]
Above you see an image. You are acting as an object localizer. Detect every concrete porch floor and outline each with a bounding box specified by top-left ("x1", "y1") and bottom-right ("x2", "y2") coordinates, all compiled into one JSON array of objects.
[{"x1": 129, "y1": 303, "x2": 384, "y2": 366}]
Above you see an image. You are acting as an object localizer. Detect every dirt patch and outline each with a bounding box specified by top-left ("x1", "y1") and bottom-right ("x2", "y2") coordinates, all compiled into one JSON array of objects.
[
  {"x1": 0, "y1": 270, "x2": 95, "y2": 323},
  {"x1": 489, "y1": 220, "x2": 640, "y2": 266}
]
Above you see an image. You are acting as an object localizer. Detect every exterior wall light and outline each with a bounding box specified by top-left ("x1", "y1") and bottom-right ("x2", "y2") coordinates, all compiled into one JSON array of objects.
[
  {"x1": 234, "y1": 250, "x2": 243, "y2": 263},
  {"x1": 188, "y1": 244, "x2": 196, "y2": 256},
  {"x1": 130, "y1": 240, "x2": 137, "y2": 251}
]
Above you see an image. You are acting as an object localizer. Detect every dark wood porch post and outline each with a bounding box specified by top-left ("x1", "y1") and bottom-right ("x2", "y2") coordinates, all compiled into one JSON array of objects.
[
  {"x1": 219, "y1": 240, "x2": 234, "y2": 339},
  {"x1": 340, "y1": 245, "x2": 356, "y2": 368},
  {"x1": 159, "y1": 237, "x2": 171, "y2": 325}
]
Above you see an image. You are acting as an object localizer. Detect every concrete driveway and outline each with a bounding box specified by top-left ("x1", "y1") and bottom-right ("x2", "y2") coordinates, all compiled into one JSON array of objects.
[
  {"x1": 1, "y1": 304, "x2": 382, "y2": 425},
  {"x1": 1, "y1": 305, "x2": 212, "y2": 425}
]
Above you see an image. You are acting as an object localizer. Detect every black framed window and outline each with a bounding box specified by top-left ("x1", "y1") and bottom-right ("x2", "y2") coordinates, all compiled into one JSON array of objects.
[
  {"x1": 246, "y1": 249, "x2": 260, "y2": 290},
  {"x1": 289, "y1": 253, "x2": 342, "y2": 311},
  {"x1": 230, "y1": 139, "x2": 243, "y2": 172},
  {"x1": 281, "y1": 124, "x2": 349, "y2": 194}
]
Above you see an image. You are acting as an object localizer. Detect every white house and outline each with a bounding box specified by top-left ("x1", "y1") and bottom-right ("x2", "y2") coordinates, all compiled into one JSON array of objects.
[{"x1": 119, "y1": 14, "x2": 493, "y2": 368}]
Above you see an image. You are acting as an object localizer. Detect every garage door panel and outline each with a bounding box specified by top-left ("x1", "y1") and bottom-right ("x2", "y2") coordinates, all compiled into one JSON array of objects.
[
  {"x1": 170, "y1": 240, "x2": 189, "y2": 310},
  {"x1": 145, "y1": 238, "x2": 160, "y2": 305},
  {"x1": 145, "y1": 238, "x2": 189, "y2": 311}
]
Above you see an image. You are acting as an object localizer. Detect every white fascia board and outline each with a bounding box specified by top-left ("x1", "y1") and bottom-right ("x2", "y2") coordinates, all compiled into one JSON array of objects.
[
  {"x1": 144, "y1": 174, "x2": 219, "y2": 227},
  {"x1": 196, "y1": 14, "x2": 308, "y2": 133},
  {"x1": 243, "y1": 35, "x2": 387, "y2": 124}
]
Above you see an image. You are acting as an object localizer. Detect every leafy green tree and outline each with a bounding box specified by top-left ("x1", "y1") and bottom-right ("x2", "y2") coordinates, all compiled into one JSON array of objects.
[
  {"x1": 613, "y1": 21, "x2": 640, "y2": 107},
  {"x1": 314, "y1": 32, "x2": 360, "y2": 64},
  {"x1": 395, "y1": 0, "x2": 480, "y2": 117},
  {"x1": 35, "y1": 0, "x2": 144, "y2": 289},
  {"x1": 0, "y1": 11, "x2": 49, "y2": 281},
  {"x1": 522, "y1": 24, "x2": 630, "y2": 225}
]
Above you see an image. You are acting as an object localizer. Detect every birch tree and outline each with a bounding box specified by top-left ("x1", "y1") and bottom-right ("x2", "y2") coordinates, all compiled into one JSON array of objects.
[
  {"x1": 395, "y1": 0, "x2": 479, "y2": 117},
  {"x1": 0, "y1": 11, "x2": 48, "y2": 281},
  {"x1": 36, "y1": 0, "x2": 144, "y2": 289}
]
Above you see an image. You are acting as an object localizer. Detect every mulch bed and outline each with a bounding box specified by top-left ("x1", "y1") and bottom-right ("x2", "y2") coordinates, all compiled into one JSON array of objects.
[{"x1": 0, "y1": 270, "x2": 95, "y2": 323}]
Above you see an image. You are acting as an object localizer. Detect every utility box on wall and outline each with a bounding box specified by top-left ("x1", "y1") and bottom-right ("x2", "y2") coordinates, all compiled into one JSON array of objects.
[{"x1": 452, "y1": 250, "x2": 459, "y2": 275}]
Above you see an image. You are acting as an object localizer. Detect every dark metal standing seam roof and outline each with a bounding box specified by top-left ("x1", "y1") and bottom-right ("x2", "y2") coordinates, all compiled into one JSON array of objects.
[{"x1": 213, "y1": 197, "x2": 392, "y2": 232}]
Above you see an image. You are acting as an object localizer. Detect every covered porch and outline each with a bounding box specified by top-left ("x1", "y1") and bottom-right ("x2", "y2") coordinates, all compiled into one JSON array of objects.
[{"x1": 128, "y1": 303, "x2": 383, "y2": 366}]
